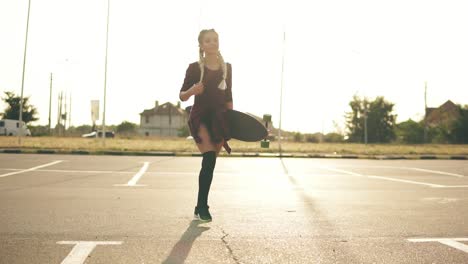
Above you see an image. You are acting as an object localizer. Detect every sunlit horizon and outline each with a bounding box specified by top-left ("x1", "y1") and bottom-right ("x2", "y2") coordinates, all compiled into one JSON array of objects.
[{"x1": 1, "y1": 0, "x2": 467, "y2": 134}]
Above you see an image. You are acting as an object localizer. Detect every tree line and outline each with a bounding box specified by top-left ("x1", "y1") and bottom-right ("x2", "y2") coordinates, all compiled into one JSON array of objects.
[
  {"x1": 0, "y1": 91, "x2": 138, "y2": 137},
  {"x1": 2, "y1": 91, "x2": 467, "y2": 143},
  {"x1": 345, "y1": 95, "x2": 468, "y2": 144}
]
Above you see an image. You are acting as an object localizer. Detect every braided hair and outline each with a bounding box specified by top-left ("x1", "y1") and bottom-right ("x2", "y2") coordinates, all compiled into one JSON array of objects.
[{"x1": 198, "y1": 29, "x2": 227, "y2": 90}]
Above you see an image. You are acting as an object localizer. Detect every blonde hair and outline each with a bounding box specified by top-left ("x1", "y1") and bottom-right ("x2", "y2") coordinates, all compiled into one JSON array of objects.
[{"x1": 198, "y1": 29, "x2": 227, "y2": 90}]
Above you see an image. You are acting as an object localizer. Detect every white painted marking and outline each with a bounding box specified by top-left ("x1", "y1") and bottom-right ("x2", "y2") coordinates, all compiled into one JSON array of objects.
[
  {"x1": 408, "y1": 238, "x2": 468, "y2": 253},
  {"x1": 367, "y1": 175, "x2": 446, "y2": 188},
  {"x1": 318, "y1": 165, "x2": 465, "y2": 178},
  {"x1": 113, "y1": 183, "x2": 147, "y2": 187},
  {"x1": 0, "y1": 169, "x2": 276, "y2": 176},
  {"x1": 321, "y1": 167, "x2": 468, "y2": 188},
  {"x1": 409, "y1": 167, "x2": 464, "y2": 178},
  {"x1": 433, "y1": 185, "x2": 468, "y2": 189},
  {"x1": 0, "y1": 160, "x2": 64, "y2": 178},
  {"x1": 421, "y1": 197, "x2": 460, "y2": 204},
  {"x1": 32, "y1": 169, "x2": 134, "y2": 174},
  {"x1": 320, "y1": 167, "x2": 364, "y2": 177},
  {"x1": 367, "y1": 176, "x2": 468, "y2": 188},
  {"x1": 57, "y1": 241, "x2": 122, "y2": 264},
  {"x1": 2, "y1": 166, "x2": 467, "y2": 189},
  {"x1": 114, "y1": 162, "x2": 150, "y2": 186}
]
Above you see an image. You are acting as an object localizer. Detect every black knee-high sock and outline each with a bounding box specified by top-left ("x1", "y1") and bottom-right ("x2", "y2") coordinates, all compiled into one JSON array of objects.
[{"x1": 197, "y1": 151, "x2": 217, "y2": 208}]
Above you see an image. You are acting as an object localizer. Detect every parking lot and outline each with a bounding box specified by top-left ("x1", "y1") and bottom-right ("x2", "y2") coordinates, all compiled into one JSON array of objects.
[{"x1": 0, "y1": 153, "x2": 467, "y2": 263}]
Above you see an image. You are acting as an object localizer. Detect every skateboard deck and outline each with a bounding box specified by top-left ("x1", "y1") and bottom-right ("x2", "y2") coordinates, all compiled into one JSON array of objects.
[
  {"x1": 226, "y1": 109, "x2": 268, "y2": 142},
  {"x1": 185, "y1": 106, "x2": 268, "y2": 142}
]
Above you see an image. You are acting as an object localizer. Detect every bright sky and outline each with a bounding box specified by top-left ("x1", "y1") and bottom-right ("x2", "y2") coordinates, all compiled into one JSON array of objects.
[{"x1": 1, "y1": 0, "x2": 467, "y2": 134}]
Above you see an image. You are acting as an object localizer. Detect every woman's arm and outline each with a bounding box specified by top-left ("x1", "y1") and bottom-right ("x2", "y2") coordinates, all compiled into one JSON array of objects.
[
  {"x1": 225, "y1": 63, "x2": 233, "y2": 109},
  {"x1": 179, "y1": 83, "x2": 204, "y2": 101},
  {"x1": 179, "y1": 89, "x2": 192, "y2": 102},
  {"x1": 179, "y1": 63, "x2": 203, "y2": 101}
]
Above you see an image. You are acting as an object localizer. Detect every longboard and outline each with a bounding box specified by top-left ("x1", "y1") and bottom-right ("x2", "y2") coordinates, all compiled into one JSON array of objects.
[
  {"x1": 226, "y1": 109, "x2": 268, "y2": 142},
  {"x1": 185, "y1": 106, "x2": 268, "y2": 142}
]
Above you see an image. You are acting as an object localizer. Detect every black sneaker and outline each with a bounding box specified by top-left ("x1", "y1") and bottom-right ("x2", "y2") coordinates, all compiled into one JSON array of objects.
[{"x1": 194, "y1": 206, "x2": 212, "y2": 222}]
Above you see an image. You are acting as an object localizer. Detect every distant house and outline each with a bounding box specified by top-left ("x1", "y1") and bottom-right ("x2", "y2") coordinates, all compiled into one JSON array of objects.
[
  {"x1": 425, "y1": 100, "x2": 460, "y2": 128},
  {"x1": 139, "y1": 101, "x2": 188, "y2": 137}
]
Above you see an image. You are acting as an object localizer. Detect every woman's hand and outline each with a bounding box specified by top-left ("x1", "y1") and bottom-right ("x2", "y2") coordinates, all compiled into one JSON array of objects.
[
  {"x1": 190, "y1": 82, "x2": 205, "y2": 96},
  {"x1": 179, "y1": 82, "x2": 204, "y2": 101}
]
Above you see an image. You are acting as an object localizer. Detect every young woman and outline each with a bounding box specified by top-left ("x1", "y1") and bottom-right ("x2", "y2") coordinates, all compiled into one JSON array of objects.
[{"x1": 179, "y1": 29, "x2": 233, "y2": 222}]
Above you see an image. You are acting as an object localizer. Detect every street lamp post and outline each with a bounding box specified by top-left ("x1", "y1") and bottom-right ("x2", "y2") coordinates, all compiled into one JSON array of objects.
[
  {"x1": 18, "y1": 0, "x2": 32, "y2": 145},
  {"x1": 279, "y1": 30, "x2": 286, "y2": 155},
  {"x1": 102, "y1": 0, "x2": 110, "y2": 143},
  {"x1": 364, "y1": 108, "x2": 368, "y2": 144},
  {"x1": 48, "y1": 73, "x2": 53, "y2": 135}
]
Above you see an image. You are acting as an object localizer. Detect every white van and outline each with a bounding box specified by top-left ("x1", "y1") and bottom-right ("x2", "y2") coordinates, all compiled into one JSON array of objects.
[{"x1": 0, "y1": 119, "x2": 32, "y2": 136}]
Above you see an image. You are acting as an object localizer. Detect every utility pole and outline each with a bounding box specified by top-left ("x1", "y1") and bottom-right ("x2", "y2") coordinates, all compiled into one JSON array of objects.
[
  {"x1": 69, "y1": 92, "x2": 72, "y2": 129},
  {"x1": 279, "y1": 30, "x2": 286, "y2": 155},
  {"x1": 102, "y1": 0, "x2": 111, "y2": 143},
  {"x1": 364, "y1": 108, "x2": 368, "y2": 144},
  {"x1": 58, "y1": 92, "x2": 63, "y2": 136},
  {"x1": 48, "y1": 73, "x2": 53, "y2": 135},
  {"x1": 64, "y1": 92, "x2": 67, "y2": 131},
  {"x1": 424, "y1": 81, "x2": 428, "y2": 143},
  {"x1": 56, "y1": 93, "x2": 60, "y2": 135},
  {"x1": 18, "y1": 0, "x2": 32, "y2": 145},
  {"x1": 57, "y1": 91, "x2": 65, "y2": 136}
]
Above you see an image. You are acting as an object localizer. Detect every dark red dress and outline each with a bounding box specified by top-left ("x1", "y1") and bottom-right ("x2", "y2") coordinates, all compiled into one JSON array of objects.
[{"x1": 180, "y1": 62, "x2": 233, "y2": 153}]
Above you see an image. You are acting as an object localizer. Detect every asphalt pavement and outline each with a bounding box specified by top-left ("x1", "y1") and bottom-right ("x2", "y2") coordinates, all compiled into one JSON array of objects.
[{"x1": 0, "y1": 153, "x2": 467, "y2": 263}]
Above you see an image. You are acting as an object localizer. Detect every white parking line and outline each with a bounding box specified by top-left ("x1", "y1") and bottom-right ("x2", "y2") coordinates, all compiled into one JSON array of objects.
[
  {"x1": 0, "y1": 168, "x2": 136, "y2": 174},
  {"x1": 0, "y1": 160, "x2": 64, "y2": 178},
  {"x1": 320, "y1": 167, "x2": 364, "y2": 177},
  {"x1": 321, "y1": 167, "x2": 468, "y2": 188},
  {"x1": 433, "y1": 185, "x2": 468, "y2": 188},
  {"x1": 1, "y1": 165, "x2": 467, "y2": 188},
  {"x1": 114, "y1": 162, "x2": 150, "y2": 187},
  {"x1": 0, "y1": 169, "x2": 276, "y2": 176},
  {"x1": 30, "y1": 169, "x2": 134, "y2": 174},
  {"x1": 57, "y1": 241, "x2": 123, "y2": 264},
  {"x1": 368, "y1": 175, "x2": 446, "y2": 188},
  {"x1": 321, "y1": 165, "x2": 465, "y2": 178},
  {"x1": 408, "y1": 238, "x2": 468, "y2": 253},
  {"x1": 409, "y1": 168, "x2": 464, "y2": 178}
]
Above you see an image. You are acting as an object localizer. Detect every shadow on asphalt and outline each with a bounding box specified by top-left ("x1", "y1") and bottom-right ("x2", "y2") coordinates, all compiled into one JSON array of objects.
[
  {"x1": 162, "y1": 220, "x2": 210, "y2": 264},
  {"x1": 280, "y1": 158, "x2": 358, "y2": 263}
]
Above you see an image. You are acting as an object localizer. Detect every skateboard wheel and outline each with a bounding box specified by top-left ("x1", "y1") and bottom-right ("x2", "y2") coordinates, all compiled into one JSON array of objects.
[
  {"x1": 261, "y1": 140, "x2": 270, "y2": 148},
  {"x1": 263, "y1": 114, "x2": 271, "y2": 122}
]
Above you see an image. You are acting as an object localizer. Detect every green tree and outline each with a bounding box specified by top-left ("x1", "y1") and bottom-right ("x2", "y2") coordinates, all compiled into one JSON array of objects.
[
  {"x1": 28, "y1": 125, "x2": 49, "y2": 137},
  {"x1": 324, "y1": 132, "x2": 344, "y2": 143},
  {"x1": 428, "y1": 126, "x2": 451, "y2": 143},
  {"x1": 177, "y1": 125, "x2": 190, "y2": 137},
  {"x1": 346, "y1": 95, "x2": 397, "y2": 143},
  {"x1": 346, "y1": 95, "x2": 367, "y2": 142},
  {"x1": 1, "y1": 91, "x2": 39, "y2": 124},
  {"x1": 66, "y1": 125, "x2": 93, "y2": 137},
  {"x1": 293, "y1": 132, "x2": 303, "y2": 142},
  {"x1": 116, "y1": 121, "x2": 138, "y2": 135},
  {"x1": 305, "y1": 133, "x2": 321, "y2": 143},
  {"x1": 395, "y1": 119, "x2": 424, "y2": 144},
  {"x1": 450, "y1": 105, "x2": 468, "y2": 144}
]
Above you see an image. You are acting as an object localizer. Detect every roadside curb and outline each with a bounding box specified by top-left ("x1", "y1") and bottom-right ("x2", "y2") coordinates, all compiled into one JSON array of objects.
[{"x1": 0, "y1": 148, "x2": 467, "y2": 160}]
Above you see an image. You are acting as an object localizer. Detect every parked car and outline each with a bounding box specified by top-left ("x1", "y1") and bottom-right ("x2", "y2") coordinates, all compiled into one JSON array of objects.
[
  {"x1": 82, "y1": 131, "x2": 115, "y2": 138},
  {"x1": 0, "y1": 119, "x2": 31, "y2": 136}
]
